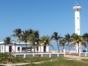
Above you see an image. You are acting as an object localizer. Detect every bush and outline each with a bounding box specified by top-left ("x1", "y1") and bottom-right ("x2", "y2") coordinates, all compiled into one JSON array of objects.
[{"x1": 0, "y1": 53, "x2": 24, "y2": 63}]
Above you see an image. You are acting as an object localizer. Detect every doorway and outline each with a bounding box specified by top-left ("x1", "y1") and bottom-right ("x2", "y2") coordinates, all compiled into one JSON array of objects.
[
  {"x1": 44, "y1": 46, "x2": 46, "y2": 52},
  {"x1": 9, "y1": 46, "x2": 12, "y2": 52}
]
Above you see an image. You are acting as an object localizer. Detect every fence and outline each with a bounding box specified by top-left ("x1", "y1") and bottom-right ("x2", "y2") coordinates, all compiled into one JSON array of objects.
[
  {"x1": 80, "y1": 52, "x2": 88, "y2": 57},
  {"x1": 13, "y1": 53, "x2": 65, "y2": 58}
]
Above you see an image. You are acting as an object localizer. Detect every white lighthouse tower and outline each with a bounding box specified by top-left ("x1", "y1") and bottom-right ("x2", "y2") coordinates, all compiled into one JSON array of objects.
[
  {"x1": 73, "y1": 4, "x2": 82, "y2": 35},
  {"x1": 73, "y1": 4, "x2": 82, "y2": 53}
]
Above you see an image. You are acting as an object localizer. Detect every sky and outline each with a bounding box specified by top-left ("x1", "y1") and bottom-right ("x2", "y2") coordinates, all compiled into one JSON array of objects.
[{"x1": 0, "y1": 0, "x2": 88, "y2": 50}]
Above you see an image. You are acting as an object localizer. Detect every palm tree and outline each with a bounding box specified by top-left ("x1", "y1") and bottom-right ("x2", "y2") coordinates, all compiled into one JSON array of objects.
[
  {"x1": 28, "y1": 30, "x2": 40, "y2": 53},
  {"x1": 33, "y1": 30, "x2": 39, "y2": 53},
  {"x1": 40, "y1": 36, "x2": 53, "y2": 53},
  {"x1": 82, "y1": 33, "x2": 88, "y2": 41},
  {"x1": 59, "y1": 39, "x2": 66, "y2": 52},
  {"x1": 71, "y1": 34, "x2": 86, "y2": 54},
  {"x1": 28, "y1": 29, "x2": 34, "y2": 35},
  {"x1": 28, "y1": 29, "x2": 35, "y2": 52},
  {"x1": 64, "y1": 34, "x2": 71, "y2": 53},
  {"x1": 4, "y1": 37, "x2": 11, "y2": 53},
  {"x1": 22, "y1": 30, "x2": 29, "y2": 51},
  {"x1": 51, "y1": 32, "x2": 61, "y2": 52},
  {"x1": 82, "y1": 33, "x2": 88, "y2": 49},
  {"x1": 12, "y1": 29, "x2": 22, "y2": 53}
]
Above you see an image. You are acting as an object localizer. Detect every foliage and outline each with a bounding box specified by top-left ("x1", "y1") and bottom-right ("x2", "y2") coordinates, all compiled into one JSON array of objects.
[
  {"x1": 64, "y1": 34, "x2": 71, "y2": 52},
  {"x1": 51, "y1": 32, "x2": 62, "y2": 52},
  {"x1": 12, "y1": 29, "x2": 22, "y2": 42},
  {"x1": 4, "y1": 37, "x2": 11, "y2": 45},
  {"x1": 28, "y1": 30, "x2": 39, "y2": 46},
  {"x1": 40, "y1": 36, "x2": 53, "y2": 47},
  {"x1": 82, "y1": 33, "x2": 88, "y2": 42},
  {"x1": 3, "y1": 28, "x2": 88, "y2": 53},
  {"x1": 59, "y1": 39, "x2": 66, "y2": 49},
  {"x1": 0, "y1": 53, "x2": 25, "y2": 63},
  {"x1": 71, "y1": 34, "x2": 86, "y2": 46}
]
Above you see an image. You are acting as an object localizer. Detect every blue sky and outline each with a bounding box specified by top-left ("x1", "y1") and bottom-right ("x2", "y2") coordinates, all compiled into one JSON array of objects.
[{"x1": 0, "y1": 0, "x2": 88, "y2": 43}]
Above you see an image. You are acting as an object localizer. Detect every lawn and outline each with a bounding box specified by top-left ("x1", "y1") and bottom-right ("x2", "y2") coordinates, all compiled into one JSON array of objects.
[
  {"x1": 0, "y1": 53, "x2": 88, "y2": 66},
  {"x1": 20, "y1": 57, "x2": 88, "y2": 66}
]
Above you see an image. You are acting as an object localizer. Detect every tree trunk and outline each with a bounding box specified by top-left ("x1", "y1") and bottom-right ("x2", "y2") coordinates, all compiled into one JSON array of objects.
[
  {"x1": 78, "y1": 43, "x2": 79, "y2": 54},
  {"x1": 68, "y1": 42, "x2": 70, "y2": 53},
  {"x1": 57, "y1": 41, "x2": 59, "y2": 53}
]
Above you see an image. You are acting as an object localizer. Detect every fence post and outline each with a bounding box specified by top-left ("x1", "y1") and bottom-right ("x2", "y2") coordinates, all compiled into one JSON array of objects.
[
  {"x1": 24, "y1": 54, "x2": 26, "y2": 58},
  {"x1": 33, "y1": 53, "x2": 35, "y2": 57},
  {"x1": 41, "y1": 53, "x2": 43, "y2": 57},
  {"x1": 49, "y1": 53, "x2": 51, "y2": 58},
  {"x1": 85, "y1": 52, "x2": 87, "y2": 57},
  {"x1": 57, "y1": 53, "x2": 59, "y2": 57},
  {"x1": 87, "y1": 53, "x2": 88, "y2": 56}
]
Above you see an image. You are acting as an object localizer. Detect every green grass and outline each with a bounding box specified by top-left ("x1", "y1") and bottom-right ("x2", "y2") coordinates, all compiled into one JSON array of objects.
[
  {"x1": 23, "y1": 57, "x2": 51, "y2": 62},
  {"x1": 20, "y1": 57, "x2": 88, "y2": 66},
  {"x1": 1, "y1": 53, "x2": 88, "y2": 66},
  {"x1": 82, "y1": 59, "x2": 88, "y2": 62}
]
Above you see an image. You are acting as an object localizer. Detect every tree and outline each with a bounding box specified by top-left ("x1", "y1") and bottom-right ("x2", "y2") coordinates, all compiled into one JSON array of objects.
[
  {"x1": 64, "y1": 34, "x2": 71, "y2": 53},
  {"x1": 28, "y1": 30, "x2": 40, "y2": 53},
  {"x1": 40, "y1": 36, "x2": 53, "y2": 53},
  {"x1": 71, "y1": 34, "x2": 86, "y2": 54},
  {"x1": 51, "y1": 32, "x2": 61, "y2": 52},
  {"x1": 22, "y1": 30, "x2": 29, "y2": 51},
  {"x1": 4, "y1": 37, "x2": 11, "y2": 53},
  {"x1": 82, "y1": 33, "x2": 88, "y2": 42},
  {"x1": 82, "y1": 33, "x2": 88, "y2": 49},
  {"x1": 59, "y1": 39, "x2": 66, "y2": 52},
  {"x1": 12, "y1": 29, "x2": 22, "y2": 53}
]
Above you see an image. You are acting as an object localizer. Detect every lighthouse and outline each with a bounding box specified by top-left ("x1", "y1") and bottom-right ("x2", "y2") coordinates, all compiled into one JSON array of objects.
[
  {"x1": 73, "y1": 4, "x2": 82, "y2": 35},
  {"x1": 73, "y1": 4, "x2": 82, "y2": 53}
]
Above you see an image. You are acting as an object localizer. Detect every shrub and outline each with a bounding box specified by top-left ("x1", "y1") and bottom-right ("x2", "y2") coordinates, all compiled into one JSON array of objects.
[{"x1": 0, "y1": 53, "x2": 24, "y2": 63}]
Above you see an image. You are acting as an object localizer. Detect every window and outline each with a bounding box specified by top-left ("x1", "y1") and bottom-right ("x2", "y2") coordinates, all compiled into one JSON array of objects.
[
  {"x1": 78, "y1": 29, "x2": 79, "y2": 31},
  {"x1": 77, "y1": 17, "x2": 79, "y2": 19}
]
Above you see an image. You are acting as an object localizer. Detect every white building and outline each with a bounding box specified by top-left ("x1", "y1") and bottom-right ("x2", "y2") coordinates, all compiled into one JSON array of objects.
[
  {"x1": 35, "y1": 45, "x2": 50, "y2": 53},
  {"x1": 0, "y1": 42, "x2": 50, "y2": 53},
  {"x1": 73, "y1": 4, "x2": 82, "y2": 35},
  {"x1": 73, "y1": 4, "x2": 82, "y2": 53},
  {"x1": 0, "y1": 45, "x2": 22, "y2": 53}
]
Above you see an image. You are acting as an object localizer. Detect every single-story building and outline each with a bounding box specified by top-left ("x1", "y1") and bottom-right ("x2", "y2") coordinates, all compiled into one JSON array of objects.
[
  {"x1": 0, "y1": 45, "x2": 22, "y2": 53},
  {"x1": 0, "y1": 42, "x2": 50, "y2": 53}
]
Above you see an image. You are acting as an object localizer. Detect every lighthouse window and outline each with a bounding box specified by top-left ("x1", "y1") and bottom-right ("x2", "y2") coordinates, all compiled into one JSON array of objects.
[
  {"x1": 77, "y1": 17, "x2": 79, "y2": 19},
  {"x1": 78, "y1": 29, "x2": 79, "y2": 31}
]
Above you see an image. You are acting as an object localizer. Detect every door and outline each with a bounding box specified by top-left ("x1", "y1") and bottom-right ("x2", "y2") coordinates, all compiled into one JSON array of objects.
[
  {"x1": 44, "y1": 46, "x2": 46, "y2": 53},
  {"x1": 9, "y1": 46, "x2": 12, "y2": 52}
]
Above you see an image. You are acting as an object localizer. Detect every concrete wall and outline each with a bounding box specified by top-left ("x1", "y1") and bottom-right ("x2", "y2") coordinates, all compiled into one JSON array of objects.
[
  {"x1": 13, "y1": 53, "x2": 65, "y2": 58},
  {"x1": 80, "y1": 52, "x2": 88, "y2": 57}
]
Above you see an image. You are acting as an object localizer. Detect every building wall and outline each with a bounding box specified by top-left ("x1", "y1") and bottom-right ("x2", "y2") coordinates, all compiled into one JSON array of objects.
[
  {"x1": 0, "y1": 45, "x2": 4, "y2": 52},
  {"x1": 46, "y1": 46, "x2": 49, "y2": 52},
  {"x1": 35, "y1": 45, "x2": 50, "y2": 53},
  {"x1": 0, "y1": 45, "x2": 22, "y2": 53}
]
